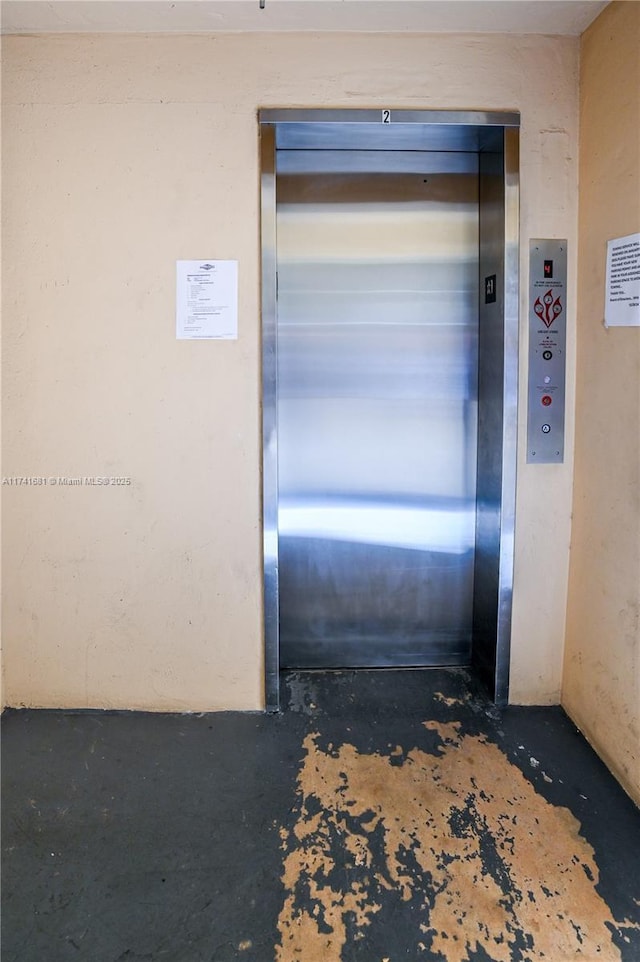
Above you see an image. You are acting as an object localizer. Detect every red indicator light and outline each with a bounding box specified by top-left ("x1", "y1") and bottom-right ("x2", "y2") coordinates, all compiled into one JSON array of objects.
[{"x1": 541, "y1": 395, "x2": 552, "y2": 407}]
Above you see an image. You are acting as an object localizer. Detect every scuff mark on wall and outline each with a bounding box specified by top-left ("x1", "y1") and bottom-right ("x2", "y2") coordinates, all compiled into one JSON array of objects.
[{"x1": 277, "y1": 723, "x2": 634, "y2": 961}]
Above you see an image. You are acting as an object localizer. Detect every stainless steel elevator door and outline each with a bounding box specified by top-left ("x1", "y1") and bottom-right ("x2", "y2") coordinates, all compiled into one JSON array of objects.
[{"x1": 276, "y1": 158, "x2": 479, "y2": 668}]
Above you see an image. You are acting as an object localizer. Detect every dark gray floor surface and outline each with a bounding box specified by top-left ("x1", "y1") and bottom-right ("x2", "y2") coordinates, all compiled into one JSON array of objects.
[{"x1": 2, "y1": 669, "x2": 639, "y2": 962}]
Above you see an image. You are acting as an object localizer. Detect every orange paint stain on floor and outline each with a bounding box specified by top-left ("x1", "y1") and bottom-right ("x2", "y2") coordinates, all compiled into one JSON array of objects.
[{"x1": 277, "y1": 723, "x2": 635, "y2": 961}]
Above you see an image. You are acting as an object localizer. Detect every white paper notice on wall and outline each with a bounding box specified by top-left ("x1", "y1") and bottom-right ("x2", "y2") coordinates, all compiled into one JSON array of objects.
[
  {"x1": 176, "y1": 260, "x2": 238, "y2": 339},
  {"x1": 604, "y1": 233, "x2": 640, "y2": 328}
]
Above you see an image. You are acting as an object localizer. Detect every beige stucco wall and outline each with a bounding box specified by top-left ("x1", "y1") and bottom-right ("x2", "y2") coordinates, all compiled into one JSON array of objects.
[
  {"x1": 1, "y1": 32, "x2": 579, "y2": 710},
  {"x1": 563, "y1": 2, "x2": 640, "y2": 804}
]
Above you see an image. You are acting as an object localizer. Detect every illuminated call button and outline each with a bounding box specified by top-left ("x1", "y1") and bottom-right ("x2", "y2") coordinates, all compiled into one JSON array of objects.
[
  {"x1": 541, "y1": 424, "x2": 551, "y2": 434},
  {"x1": 541, "y1": 395, "x2": 552, "y2": 406}
]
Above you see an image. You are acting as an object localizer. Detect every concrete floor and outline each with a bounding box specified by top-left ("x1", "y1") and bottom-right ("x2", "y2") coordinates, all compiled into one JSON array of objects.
[{"x1": 2, "y1": 669, "x2": 639, "y2": 962}]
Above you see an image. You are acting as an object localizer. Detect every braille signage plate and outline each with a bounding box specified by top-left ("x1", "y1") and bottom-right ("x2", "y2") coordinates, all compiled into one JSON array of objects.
[{"x1": 527, "y1": 239, "x2": 567, "y2": 463}]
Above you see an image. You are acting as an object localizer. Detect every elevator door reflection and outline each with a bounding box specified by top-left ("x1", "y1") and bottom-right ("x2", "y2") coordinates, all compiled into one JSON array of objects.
[{"x1": 276, "y1": 167, "x2": 479, "y2": 668}]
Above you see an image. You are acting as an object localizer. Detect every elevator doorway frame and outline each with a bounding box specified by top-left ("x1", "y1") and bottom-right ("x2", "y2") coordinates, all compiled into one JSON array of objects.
[{"x1": 260, "y1": 109, "x2": 520, "y2": 711}]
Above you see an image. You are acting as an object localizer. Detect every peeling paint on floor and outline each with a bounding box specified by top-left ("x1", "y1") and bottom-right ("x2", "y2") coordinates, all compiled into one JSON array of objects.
[
  {"x1": 434, "y1": 691, "x2": 468, "y2": 708},
  {"x1": 2, "y1": 670, "x2": 639, "y2": 962},
  {"x1": 277, "y1": 720, "x2": 635, "y2": 962}
]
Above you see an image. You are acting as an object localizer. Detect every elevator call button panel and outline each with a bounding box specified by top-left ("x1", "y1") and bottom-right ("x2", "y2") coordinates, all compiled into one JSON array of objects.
[{"x1": 527, "y1": 239, "x2": 567, "y2": 463}]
